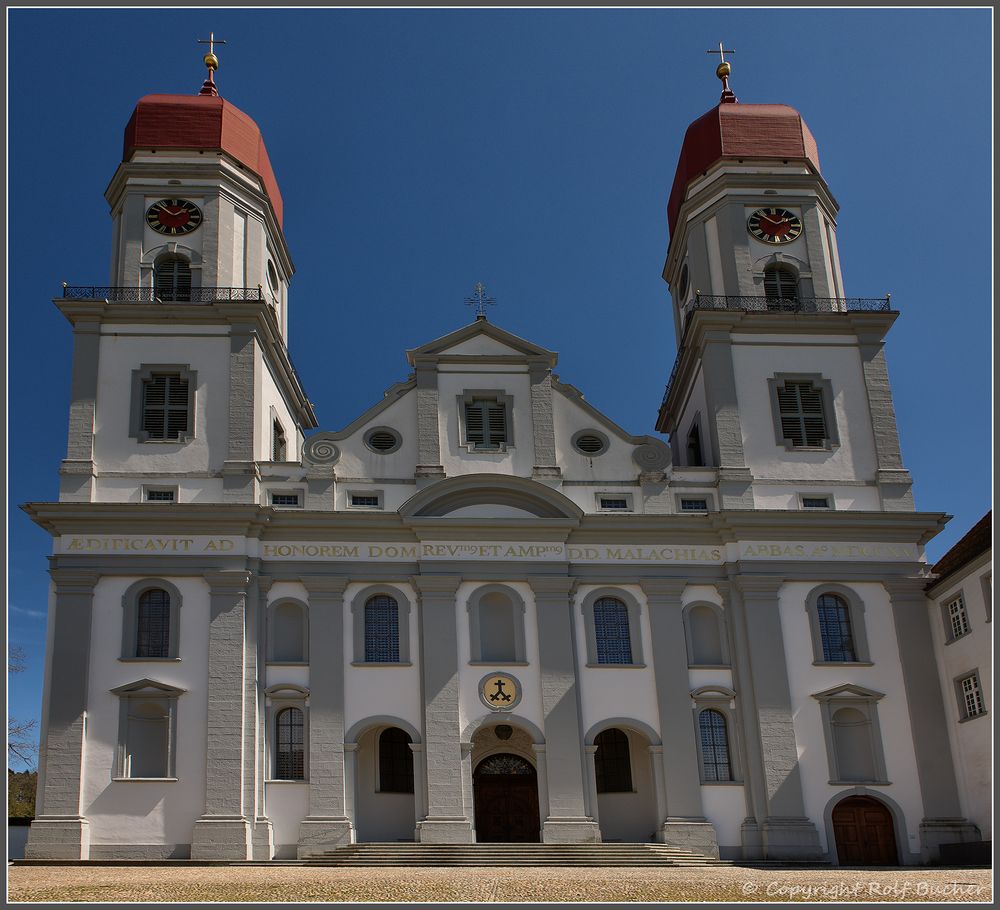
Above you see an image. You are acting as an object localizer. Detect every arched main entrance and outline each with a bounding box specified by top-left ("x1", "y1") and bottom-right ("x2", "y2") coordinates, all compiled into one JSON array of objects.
[
  {"x1": 832, "y1": 796, "x2": 899, "y2": 865},
  {"x1": 473, "y1": 754, "x2": 540, "y2": 842}
]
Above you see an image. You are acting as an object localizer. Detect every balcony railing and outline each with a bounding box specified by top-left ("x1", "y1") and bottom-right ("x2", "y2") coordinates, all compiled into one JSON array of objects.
[
  {"x1": 689, "y1": 294, "x2": 893, "y2": 313},
  {"x1": 61, "y1": 285, "x2": 265, "y2": 303},
  {"x1": 661, "y1": 294, "x2": 896, "y2": 407}
]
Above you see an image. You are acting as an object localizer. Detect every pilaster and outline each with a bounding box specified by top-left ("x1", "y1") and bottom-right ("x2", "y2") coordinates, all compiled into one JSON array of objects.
[
  {"x1": 529, "y1": 576, "x2": 601, "y2": 844},
  {"x1": 191, "y1": 570, "x2": 253, "y2": 860},
  {"x1": 297, "y1": 576, "x2": 354, "y2": 855},
  {"x1": 701, "y1": 332, "x2": 753, "y2": 509},
  {"x1": 413, "y1": 574, "x2": 474, "y2": 842},
  {"x1": 529, "y1": 363, "x2": 561, "y2": 481},
  {"x1": 413, "y1": 360, "x2": 446, "y2": 483},
  {"x1": 729, "y1": 574, "x2": 821, "y2": 860},
  {"x1": 59, "y1": 320, "x2": 101, "y2": 501},
  {"x1": 222, "y1": 324, "x2": 258, "y2": 502},
  {"x1": 25, "y1": 569, "x2": 98, "y2": 859},
  {"x1": 884, "y1": 577, "x2": 980, "y2": 860},
  {"x1": 640, "y1": 579, "x2": 719, "y2": 857}
]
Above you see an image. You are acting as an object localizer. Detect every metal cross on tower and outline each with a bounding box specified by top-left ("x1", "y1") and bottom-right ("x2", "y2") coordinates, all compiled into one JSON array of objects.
[
  {"x1": 465, "y1": 282, "x2": 496, "y2": 320},
  {"x1": 197, "y1": 32, "x2": 227, "y2": 96},
  {"x1": 706, "y1": 42, "x2": 737, "y2": 103}
]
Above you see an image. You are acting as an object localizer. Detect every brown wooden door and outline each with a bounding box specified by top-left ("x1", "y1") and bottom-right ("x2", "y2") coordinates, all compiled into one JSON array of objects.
[
  {"x1": 832, "y1": 796, "x2": 898, "y2": 866},
  {"x1": 474, "y1": 754, "x2": 540, "y2": 843}
]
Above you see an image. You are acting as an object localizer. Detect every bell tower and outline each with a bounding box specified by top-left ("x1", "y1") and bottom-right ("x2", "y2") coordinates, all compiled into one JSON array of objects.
[
  {"x1": 58, "y1": 42, "x2": 316, "y2": 504},
  {"x1": 657, "y1": 53, "x2": 912, "y2": 512}
]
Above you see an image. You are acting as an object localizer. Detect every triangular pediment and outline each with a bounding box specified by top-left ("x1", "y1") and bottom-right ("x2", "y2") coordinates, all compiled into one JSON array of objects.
[
  {"x1": 406, "y1": 319, "x2": 557, "y2": 366},
  {"x1": 811, "y1": 683, "x2": 884, "y2": 701},
  {"x1": 110, "y1": 678, "x2": 186, "y2": 697}
]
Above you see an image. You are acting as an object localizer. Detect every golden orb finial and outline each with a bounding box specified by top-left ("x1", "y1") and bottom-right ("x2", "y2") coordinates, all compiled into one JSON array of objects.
[
  {"x1": 203, "y1": 52, "x2": 219, "y2": 72},
  {"x1": 196, "y1": 32, "x2": 227, "y2": 97},
  {"x1": 706, "y1": 42, "x2": 737, "y2": 103},
  {"x1": 716, "y1": 61, "x2": 731, "y2": 80}
]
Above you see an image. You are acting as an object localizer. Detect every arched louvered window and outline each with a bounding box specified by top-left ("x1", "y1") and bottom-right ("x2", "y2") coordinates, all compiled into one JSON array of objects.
[
  {"x1": 816, "y1": 593, "x2": 857, "y2": 662},
  {"x1": 275, "y1": 707, "x2": 305, "y2": 780},
  {"x1": 378, "y1": 727, "x2": 414, "y2": 793},
  {"x1": 154, "y1": 256, "x2": 192, "y2": 302},
  {"x1": 698, "y1": 709, "x2": 732, "y2": 781},
  {"x1": 764, "y1": 264, "x2": 798, "y2": 309},
  {"x1": 593, "y1": 597, "x2": 632, "y2": 664},
  {"x1": 776, "y1": 379, "x2": 828, "y2": 447},
  {"x1": 364, "y1": 594, "x2": 400, "y2": 662},
  {"x1": 136, "y1": 588, "x2": 170, "y2": 658},
  {"x1": 594, "y1": 728, "x2": 633, "y2": 792}
]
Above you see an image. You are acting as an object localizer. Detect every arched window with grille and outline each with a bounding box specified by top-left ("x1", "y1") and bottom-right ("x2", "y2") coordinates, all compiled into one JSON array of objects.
[
  {"x1": 275, "y1": 707, "x2": 305, "y2": 780},
  {"x1": 594, "y1": 728, "x2": 633, "y2": 792},
  {"x1": 698, "y1": 709, "x2": 732, "y2": 781},
  {"x1": 816, "y1": 593, "x2": 857, "y2": 662},
  {"x1": 364, "y1": 594, "x2": 400, "y2": 663},
  {"x1": 136, "y1": 588, "x2": 171, "y2": 658},
  {"x1": 593, "y1": 597, "x2": 633, "y2": 664},
  {"x1": 154, "y1": 255, "x2": 192, "y2": 302},
  {"x1": 378, "y1": 727, "x2": 414, "y2": 793},
  {"x1": 763, "y1": 264, "x2": 798, "y2": 309}
]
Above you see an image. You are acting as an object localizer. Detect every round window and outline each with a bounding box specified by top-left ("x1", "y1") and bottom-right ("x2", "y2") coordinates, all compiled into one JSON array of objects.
[
  {"x1": 266, "y1": 260, "x2": 279, "y2": 293},
  {"x1": 364, "y1": 427, "x2": 402, "y2": 454},
  {"x1": 572, "y1": 430, "x2": 610, "y2": 457},
  {"x1": 677, "y1": 263, "x2": 689, "y2": 300}
]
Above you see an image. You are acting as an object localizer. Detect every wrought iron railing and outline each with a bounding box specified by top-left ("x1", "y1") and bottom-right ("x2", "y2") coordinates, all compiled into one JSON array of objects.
[
  {"x1": 661, "y1": 294, "x2": 896, "y2": 407},
  {"x1": 61, "y1": 286, "x2": 265, "y2": 303},
  {"x1": 690, "y1": 294, "x2": 893, "y2": 313}
]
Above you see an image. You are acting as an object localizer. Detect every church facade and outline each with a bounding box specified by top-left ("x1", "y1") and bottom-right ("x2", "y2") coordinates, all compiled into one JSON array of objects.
[{"x1": 25, "y1": 58, "x2": 982, "y2": 864}]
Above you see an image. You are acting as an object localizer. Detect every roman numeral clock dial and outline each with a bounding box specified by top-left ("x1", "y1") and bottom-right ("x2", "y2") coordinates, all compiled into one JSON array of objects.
[
  {"x1": 747, "y1": 207, "x2": 802, "y2": 244},
  {"x1": 145, "y1": 198, "x2": 204, "y2": 235}
]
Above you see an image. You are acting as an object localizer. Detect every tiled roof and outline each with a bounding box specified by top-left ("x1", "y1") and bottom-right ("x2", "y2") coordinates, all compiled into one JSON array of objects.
[{"x1": 927, "y1": 511, "x2": 992, "y2": 590}]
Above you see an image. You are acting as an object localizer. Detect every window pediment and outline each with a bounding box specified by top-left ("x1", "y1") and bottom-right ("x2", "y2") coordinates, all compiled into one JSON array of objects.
[
  {"x1": 111, "y1": 678, "x2": 186, "y2": 697},
  {"x1": 812, "y1": 683, "x2": 885, "y2": 702}
]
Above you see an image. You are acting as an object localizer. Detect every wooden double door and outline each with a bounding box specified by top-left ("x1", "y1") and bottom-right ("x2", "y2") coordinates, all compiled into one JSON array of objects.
[
  {"x1": 473, "y1": 754, "x2": 540, "y2": 843},
  {"x1": 832, "y1": 796, "x2": 898, "y2": 866}
]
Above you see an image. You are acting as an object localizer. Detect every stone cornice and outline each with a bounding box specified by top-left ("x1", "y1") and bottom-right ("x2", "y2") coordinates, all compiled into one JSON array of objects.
[
  {"x1": 203, "y1": 569, "x2": 253, "y2": 594},
  {"x1": 730, "y1": 575, "x2": 784, "y2": 599},
  {"x1": 299, "y1": 576, "x2": 350, "y2": 597},
  {"x1": 410, "y1": 574, "x2": 463, "y2": 597},
  {"x1": 48, "y1": 568, "x2": 100, "y2": 594},
  {"x1": 527, "y1": 576, "x2": 577, "y2": 598},
  {"x1": 638, "y1": 578, "x2": 688, "y2": 601}
]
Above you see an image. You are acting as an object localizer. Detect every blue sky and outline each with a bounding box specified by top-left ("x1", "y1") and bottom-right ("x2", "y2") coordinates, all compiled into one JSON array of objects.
[{"x1": 7, "y1": 8, "x2": 992, "y2": 765}]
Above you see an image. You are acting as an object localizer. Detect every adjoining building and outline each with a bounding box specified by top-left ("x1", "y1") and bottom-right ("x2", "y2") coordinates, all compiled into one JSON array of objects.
[
  {"x1": 24, "y1": 51, "x2": 983, "y2": 864},
  {"x1": 925, "y1": 512, "x2": 992, "y2": 863}
]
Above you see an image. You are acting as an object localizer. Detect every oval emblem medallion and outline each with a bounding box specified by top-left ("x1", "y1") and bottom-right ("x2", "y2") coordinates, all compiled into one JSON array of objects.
[{"x1": 479, "y1": 672, "x2": 522, "y2": 712}]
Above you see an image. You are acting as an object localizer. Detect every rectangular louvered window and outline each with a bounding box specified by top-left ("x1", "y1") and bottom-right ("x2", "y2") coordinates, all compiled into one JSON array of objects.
[
  {"x1": 142, "y1": 374, "x2": 190, "y2": 440},
  {"x1": 776, "y1": 380, "x2": 828, "y2": 447},
  {"x1": 465, "y1": 400, "x2": 508, "y2": 449},
  {"x1": 272, "y1": 419, "x2": 287, "y2": 462}
]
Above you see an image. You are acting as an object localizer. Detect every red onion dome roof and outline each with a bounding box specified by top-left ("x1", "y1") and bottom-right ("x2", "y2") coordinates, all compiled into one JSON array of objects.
[
  {"x1": 667, "y1": 103, "x2": 820, "y2": 237},
  {"x1": 123, "y1": 94, "x2": 284, "y2": 226}
]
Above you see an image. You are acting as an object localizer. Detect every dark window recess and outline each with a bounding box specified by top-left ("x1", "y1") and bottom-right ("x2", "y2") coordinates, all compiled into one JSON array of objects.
[
  {"x1": 271, "y1": 493, "x2": 300, "y2": 507},
  {"x1": 802, "y1": 496, "x2": 831, "y2": 509},
  {"x1": 154, "y1": 257, "x2": 192, "y2": 302},
  {"x1": 146, "y1": 489, "x2": 175, "y2": 502},
  {"x1": 275, "y1": 707, "x2": 305, "y2": 780},
  {"x1": 599, "y1": 497, "x2": 629, "y2": 510},
  {"x1": 699, "y1": 709, "x2": 732, "y2": 781},
  {"x1": 593, "y1": 597, "x2": 632, "y2": 664},
  {"x1": 594, "y1": 728, "x2": 633, "y2": 793},
  {"x1": 367, "y1": 431, "x2": 398, "y2": 452},
  {"x1": 681, "y1": 498, "x2": 709, "y2": 511},
  {"x1": 272, "y1": 420, "x2": 287, "y2": 461},
  {"x1": 687, "y1": 423, "x2": 704, "y2": 466},
  {"x1": 378, "y1": 727, "x2": 414, "y2": 793},
  {"x1": 764, "y1": 264, "x2": 798, "y2": 303},
  {"x1": 142, "y1": 374, "x2": 189, "y2": 440},
  {"x1": 817, "y1": 593, "x2": 857, "y2": 662},
  {"x1": 365, "y1": 595, "x2": 400, "y2": 662},
  {"x1": 136, "y1": 589, "x2": 170, "y2": 658},
  {"x1": 777, "y1": 380, "x2": 828, "y2": 447},
  {"x1": 575, "y1": 434, "x2": 605, "y2": 454},
  {"x1": 351, "y1": 494, "x2": 381, "y2": 508},
  {"x1": 465, "y1": 401, "x2": 507, "y2": 449}
]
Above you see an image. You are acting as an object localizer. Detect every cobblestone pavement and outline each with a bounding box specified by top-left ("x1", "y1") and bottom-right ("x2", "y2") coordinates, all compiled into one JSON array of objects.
[{"x1": 7, "y1": 865, "x2": 992, "y2": 903}]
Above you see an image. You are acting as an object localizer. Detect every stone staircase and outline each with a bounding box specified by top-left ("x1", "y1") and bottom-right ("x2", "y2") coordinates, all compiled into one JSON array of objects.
[{"x1": 301, "y1": 842, "x2": 724, "y2": 866}]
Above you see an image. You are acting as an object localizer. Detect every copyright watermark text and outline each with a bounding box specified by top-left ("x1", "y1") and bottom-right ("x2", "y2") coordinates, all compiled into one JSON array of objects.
[{"x1": 739, "y1": 880, "x2": 987, "y2": 900}]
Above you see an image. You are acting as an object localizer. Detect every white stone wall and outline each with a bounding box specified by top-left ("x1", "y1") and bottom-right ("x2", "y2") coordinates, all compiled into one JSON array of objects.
[
  {"x1": 778, "y1": 581, "x2": 925, "y2": 857},
  {"x1": 82, "y1": 576, "x2": 210, "y2": 849}
]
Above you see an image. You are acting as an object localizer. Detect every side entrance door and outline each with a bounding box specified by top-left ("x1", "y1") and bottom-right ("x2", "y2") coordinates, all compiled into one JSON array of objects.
[
  {"x1": 473, "y1": 753, "x2": 540, "y2": 843},
  {"x1": 832, "y1": 796, "x2": 898, "y2": 865}
]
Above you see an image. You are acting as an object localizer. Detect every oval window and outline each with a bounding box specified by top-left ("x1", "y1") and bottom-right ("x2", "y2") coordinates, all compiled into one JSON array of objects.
[
  {"x1": 677, "y1": 263, "x2": 689, "y2": 300},
  {"x1": 572, "y1": 430, "x2": 609, "y2": 457},
  {"x1": 364, "y1": 427, "x2": 402, "y2": 454},
  {"x1": 267, "y1": 260, "x2": 279, "y2": 293}
]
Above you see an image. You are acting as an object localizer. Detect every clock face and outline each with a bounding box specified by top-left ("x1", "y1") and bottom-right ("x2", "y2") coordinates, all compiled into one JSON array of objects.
[
  {"x1": 747, "y1": 207, "x2": 802, "y2": 244},
  {"x1": 145, "y1": 199, "x2": 203, "y2": 235}
]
